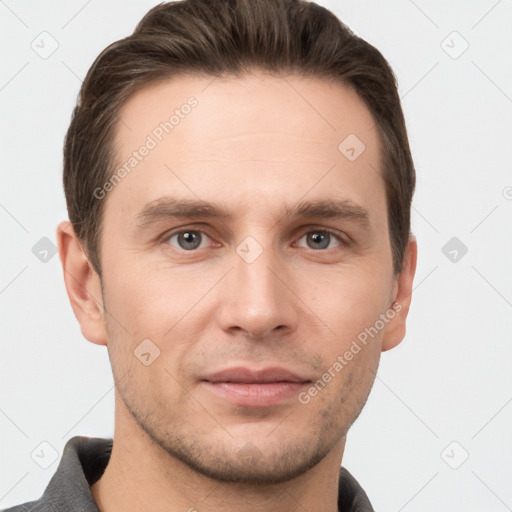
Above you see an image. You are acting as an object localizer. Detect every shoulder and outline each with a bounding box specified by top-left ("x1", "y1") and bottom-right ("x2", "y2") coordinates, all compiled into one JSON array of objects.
[{"x1": 1, "y1": 436, "x2": 112, "y2": 512}]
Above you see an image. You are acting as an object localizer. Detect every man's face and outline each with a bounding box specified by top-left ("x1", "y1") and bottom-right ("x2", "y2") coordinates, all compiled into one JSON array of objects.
[{"x1": 94, "y1": 72, "x2": 403, "y2": 483}]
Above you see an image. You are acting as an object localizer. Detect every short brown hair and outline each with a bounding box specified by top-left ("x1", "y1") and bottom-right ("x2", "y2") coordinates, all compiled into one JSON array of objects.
[{"x1": 63, "y1": 0, "x2": 415, "y2": 277}]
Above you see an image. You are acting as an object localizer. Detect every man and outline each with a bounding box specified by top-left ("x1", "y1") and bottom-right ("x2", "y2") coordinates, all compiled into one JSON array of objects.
[{"x1": 3, "y1": 0, "x2": 417, "y2": 510}]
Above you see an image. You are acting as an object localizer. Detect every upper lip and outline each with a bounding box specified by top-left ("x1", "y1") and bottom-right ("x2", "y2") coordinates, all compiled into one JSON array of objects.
[{"x1": 202, "y1": 366, "x2": 310, "y2": 384}]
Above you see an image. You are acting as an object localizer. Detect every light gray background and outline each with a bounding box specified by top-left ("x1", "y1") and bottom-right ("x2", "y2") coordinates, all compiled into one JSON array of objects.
[{"x1": 1, "y1": 1, "x2": 511, "y2": 510}]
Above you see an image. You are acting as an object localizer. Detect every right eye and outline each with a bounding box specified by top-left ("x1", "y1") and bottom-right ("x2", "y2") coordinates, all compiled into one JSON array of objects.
[{"x1": 166, "y1": 230, "x2": 212, "y2": 251}]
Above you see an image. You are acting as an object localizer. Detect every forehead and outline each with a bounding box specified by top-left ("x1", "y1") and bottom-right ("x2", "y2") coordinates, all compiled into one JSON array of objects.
[{"x1": 107, "y1": 71, "x2": 384, "y2": 222}]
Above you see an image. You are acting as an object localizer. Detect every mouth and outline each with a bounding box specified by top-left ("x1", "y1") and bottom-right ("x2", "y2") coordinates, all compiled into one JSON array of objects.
[{"x1": 200, "y1": 366, "x2": 311, "y2": 407}]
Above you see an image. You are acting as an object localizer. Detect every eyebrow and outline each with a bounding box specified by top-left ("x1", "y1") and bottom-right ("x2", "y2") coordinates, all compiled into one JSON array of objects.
[{"x1": 133, "y1": 196, "x2": 370, "y2": 229}]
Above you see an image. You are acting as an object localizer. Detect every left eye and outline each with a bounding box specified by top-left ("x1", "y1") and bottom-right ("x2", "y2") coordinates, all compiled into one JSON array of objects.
[
  {"x1": 296, "y1": 230, "x2": 342, "y2": 250},
  {"x1": 167, "y1": 230, "x2": 211, "y2": 250}
]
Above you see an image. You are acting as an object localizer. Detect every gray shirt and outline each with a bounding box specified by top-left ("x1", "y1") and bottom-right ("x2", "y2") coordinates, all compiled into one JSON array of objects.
[{"x1": 2, "y1": 436, "x2": 375, "y2": 511}]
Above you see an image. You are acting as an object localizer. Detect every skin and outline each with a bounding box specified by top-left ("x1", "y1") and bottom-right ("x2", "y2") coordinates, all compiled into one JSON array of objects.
[{"x1": 57, "y1": 71, "x2": 417, "y2": 512}]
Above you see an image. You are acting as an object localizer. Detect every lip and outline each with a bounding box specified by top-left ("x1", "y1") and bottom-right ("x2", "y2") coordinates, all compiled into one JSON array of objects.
[
  {"x1": 200, "y1": 366, "x2": 311, "y2": 407},
  {"x1": 201, "y1": 366, "x2": 310, "y2": 384}
]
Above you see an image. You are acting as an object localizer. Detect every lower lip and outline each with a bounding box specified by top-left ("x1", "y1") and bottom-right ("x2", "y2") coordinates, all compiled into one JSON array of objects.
[{"x1": 202, "y1": 381, "x2": 308, "y2": 407}]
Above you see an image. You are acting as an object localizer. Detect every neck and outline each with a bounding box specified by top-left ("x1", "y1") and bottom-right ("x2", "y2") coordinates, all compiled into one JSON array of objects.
[{"x1": 91, "y1": 424, "x2": 345, "y2": 512}]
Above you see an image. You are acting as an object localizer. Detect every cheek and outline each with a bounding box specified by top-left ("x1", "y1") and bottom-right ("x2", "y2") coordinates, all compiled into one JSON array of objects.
[
  {"x1": 299, "y1": 264, "x2": 392, "y2": 342},
  {"x1": 101, "y1": 260, "x2": 220, "y2": 383},
  {"x1": 102, "y1": 260, "x2": 194, "y2": 335}
]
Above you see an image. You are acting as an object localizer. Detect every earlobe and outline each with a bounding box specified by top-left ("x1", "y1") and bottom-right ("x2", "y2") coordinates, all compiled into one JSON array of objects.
[
  {"x1": 381, "y1": 235, "x2": 418, "y2": 352},
  {"x1": 56, "y1": 221, "x2": 108, "y2": 346}
]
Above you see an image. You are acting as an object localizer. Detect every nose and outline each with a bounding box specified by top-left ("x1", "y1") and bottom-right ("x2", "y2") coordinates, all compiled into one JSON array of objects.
[{"x1": 217, "y1": 241, "x2": 299, "y2": 340}]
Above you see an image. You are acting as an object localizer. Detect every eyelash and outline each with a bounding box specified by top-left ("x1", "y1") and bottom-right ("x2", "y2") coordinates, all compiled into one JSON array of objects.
[{"x1": 161, "y1": 226, "x2": 348, "y2": 252}]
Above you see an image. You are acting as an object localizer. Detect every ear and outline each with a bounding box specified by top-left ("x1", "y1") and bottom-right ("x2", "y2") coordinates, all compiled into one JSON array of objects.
[
  {"x1": 381, "y1": 234, "x2": 418, "y2": 352},
  {"x1": 56, "y1": 220, "x2": 108, "y2": 346}
]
